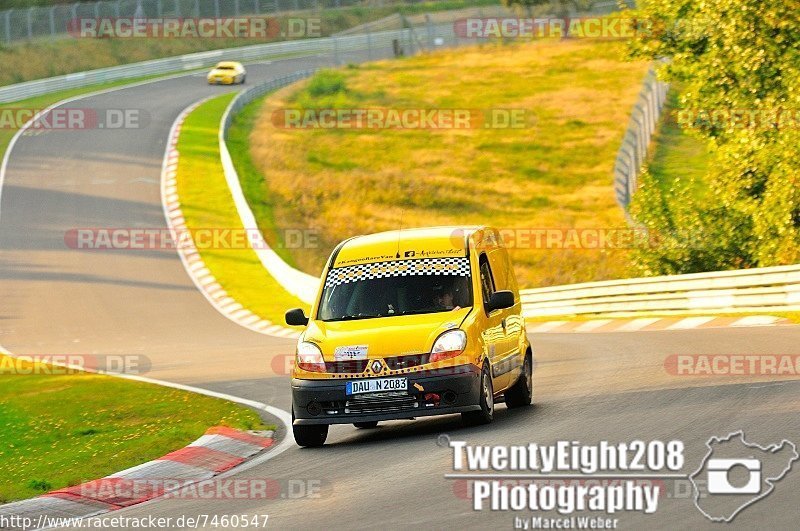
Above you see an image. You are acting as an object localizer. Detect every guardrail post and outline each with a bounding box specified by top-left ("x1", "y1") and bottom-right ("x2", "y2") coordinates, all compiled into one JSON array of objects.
[
  {"x1": 114, "y1": 0, "x2": 121, "y2": 18},
  {"x1": 333, "y1": 36, "x2": 339, "y2": 65},
  {"x1": 214, "y1": 0, "x2": 220, "y2": 18},
  {"x1": 49, "y1": 6, "x2": 56, "y2": 36},
  {"x1": 157, "y1": 0, "x2": 163, "y2": 17},
  {"x1": 194, "y1": 0, "x2": 200, "y2": 17},
  {"x1": 71, "y1": 2, "x2": 79, "y2": 21},
  {"x1": 234, "y1": 0, "x2": 240, "y2": 17},
  {"x1": 174, "y1": 0, "x2": 180, "y2": 16},
  {"x1": 27, "y1": 7, "x2": 34, "y2": 40},
  {"x1": 94, "y1": 2, "x2": 100, "y2": 19},
  {"x1": 425, "y1": 14, "x2": 433, "y2": 51},
  {"x1": 4, "y1": 10, "x2": 11, "y2": 44},
  {"x1": 293, "y1": 0, "x2": 299, "y2": 10}
]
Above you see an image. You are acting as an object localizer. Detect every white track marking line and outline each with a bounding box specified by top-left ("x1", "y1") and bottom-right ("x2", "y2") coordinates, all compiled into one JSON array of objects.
[
  {"x1": 159, "y1": 99, "x2": 300, "y2": 339},
  {"x1": 218, "y1": 87, "x2": 318, "y2": 304},
  {"x1": 528, "y1": 321, "x2": 568, "y2": 333},
  {"x1": 666, "y1": 316, "x2": 716, "y2": 330},
  {"x1": 574, "y1": 319, "x2": 613, "y2": 332},
  {"x1": 731, "y1": 315, "x2": 780, "y2": 327},
  {"x1": 616, "y1": 317, "x2": 662, "y2": 332}
]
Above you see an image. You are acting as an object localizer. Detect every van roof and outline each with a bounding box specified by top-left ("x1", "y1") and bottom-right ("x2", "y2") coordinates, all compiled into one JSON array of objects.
[{"x1": 331, "y1": 226, "x2": 492, "y2": 268}]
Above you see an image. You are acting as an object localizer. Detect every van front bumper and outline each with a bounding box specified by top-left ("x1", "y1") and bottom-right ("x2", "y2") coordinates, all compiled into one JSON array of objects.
[{"x1": 292, "y1": 364, "x2": 482, "y2": 425}]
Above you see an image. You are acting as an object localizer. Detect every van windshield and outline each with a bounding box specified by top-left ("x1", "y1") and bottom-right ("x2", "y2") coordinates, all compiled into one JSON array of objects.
[{"x1": 318, "y1": 257, "x2": 472, "y2": 322}]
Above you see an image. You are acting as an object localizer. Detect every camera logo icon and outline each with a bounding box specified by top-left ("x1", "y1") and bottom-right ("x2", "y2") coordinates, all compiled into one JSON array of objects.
[
  {"x1": 690, "y1": 431, "x2": 798, "y2": 522},
  {"x1": 706, "y1": 458, "x2": 761, "y2": 495}
]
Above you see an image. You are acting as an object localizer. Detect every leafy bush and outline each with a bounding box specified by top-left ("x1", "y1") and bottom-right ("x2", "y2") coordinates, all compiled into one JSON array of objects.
[
  {"x1": 628, "y1": 0, "x2": 800, "y2": 273},
  {"x1": 306, "y1": 70, "x2": 348, "y2": 98}
]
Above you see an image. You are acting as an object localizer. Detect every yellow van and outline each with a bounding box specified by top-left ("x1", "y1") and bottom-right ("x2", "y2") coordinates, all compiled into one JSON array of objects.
[{"x1": 285, "y1": 226, "x2": 532, "y2": 447}]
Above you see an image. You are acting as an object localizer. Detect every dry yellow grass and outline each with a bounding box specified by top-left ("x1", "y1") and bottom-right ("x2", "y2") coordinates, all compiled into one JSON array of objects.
[{"x1": 248, "y1": 39, "x2": 650, "y2": 287}]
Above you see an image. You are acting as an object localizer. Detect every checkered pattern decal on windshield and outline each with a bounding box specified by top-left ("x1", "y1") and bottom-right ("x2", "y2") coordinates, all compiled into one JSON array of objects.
[{"x1": 324, "y1": 257, "x2": 471, "y2": 288}]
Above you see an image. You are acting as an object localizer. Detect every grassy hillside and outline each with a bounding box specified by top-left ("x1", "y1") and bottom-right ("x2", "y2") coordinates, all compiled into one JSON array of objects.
[{"x1": 241, "y1": 39, "x2": 651, "y2": 288}]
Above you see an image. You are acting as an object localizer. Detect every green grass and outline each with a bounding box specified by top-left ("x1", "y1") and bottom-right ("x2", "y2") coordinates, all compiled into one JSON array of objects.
[
  {"x1": 0, "y1": 354, "x2": 270, "y2": 503},
  {"x1": 176, "y1": 93, "x2": 309, "y2": 323},
  {"x1": 646, "y1": 87, "x2": 711, "y2": 199},
  {"x1": 246, "y1": 39, "x2": 652, "y2": 287}
]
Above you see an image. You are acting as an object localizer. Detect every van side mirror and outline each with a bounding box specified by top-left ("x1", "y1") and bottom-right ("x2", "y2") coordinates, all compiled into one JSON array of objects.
[
  {"x1": 486, "y1": 290, "x2": 515, "y2": 312},
  {"x1": 285, "y1": 308, "x2": 309, "y2": 326}
]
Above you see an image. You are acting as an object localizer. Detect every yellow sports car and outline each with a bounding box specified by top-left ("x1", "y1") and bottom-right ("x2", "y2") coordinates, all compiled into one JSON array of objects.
[
  {"x1": 206, "y1": 61, "x2": 246, "y2": 85},
  {"x1": 285, "y1": 226, "x2": 533, "y2": 447}
]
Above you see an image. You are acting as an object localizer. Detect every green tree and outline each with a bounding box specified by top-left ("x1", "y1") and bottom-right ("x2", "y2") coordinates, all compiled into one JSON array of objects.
[{"x1": 629, "y1": 0, "x2": 800, "y2": 272}]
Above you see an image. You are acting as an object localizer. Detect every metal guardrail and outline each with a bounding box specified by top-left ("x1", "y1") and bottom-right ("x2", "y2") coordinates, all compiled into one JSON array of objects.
[
  {"x1": 520, "y1": 264, "x2": 800, "y2": 317},
  {"x1": 613, "y1": 66, "x2": 669, "y2": 210},
  {"x1": 0, "y1": 0, "x2": 384, "y2": 44},
  {"x1": 0, "y1": 26, "x2": 422, "y2": 103}
]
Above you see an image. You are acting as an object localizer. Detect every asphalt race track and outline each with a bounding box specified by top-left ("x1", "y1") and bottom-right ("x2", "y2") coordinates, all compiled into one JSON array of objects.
[{"x1": 1, "y1": 50, "x2": 799, "y2": 530}]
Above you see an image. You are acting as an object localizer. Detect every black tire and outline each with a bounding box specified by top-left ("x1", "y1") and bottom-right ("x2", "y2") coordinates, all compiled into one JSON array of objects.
[
  {"x1": 462, "y1": 363, "x2": 494, "y2": 426},
  {"x1": 240, "y1": 74, "x2": 246, "y2": 85},
  {"x1": 505, "y1": 352, "x2": 533, "y2": 408},
  {"x1": 292, "y1": 410, "x2": 328, "y2": 447},
  {"x1": 353, "y1": 421, "x2": 379, "y2": 429}
]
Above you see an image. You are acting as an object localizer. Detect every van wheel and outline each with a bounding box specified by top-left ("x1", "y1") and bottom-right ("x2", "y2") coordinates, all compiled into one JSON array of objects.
[
  {"x1": 353, "y1": 421, "x2": 379, "y2": 429},
  {"x1": 293, "y1": 423, "x2": 328, "y2": 447},
  {"x1": 462, "y1": 363, "x2": 494, "y2": 426},
  {"x1": 505, "y1": 353, "x2": 532, "y2": 408},
  {"x1": 292, "y1": 411, "x2": 328, "y2": 447}
]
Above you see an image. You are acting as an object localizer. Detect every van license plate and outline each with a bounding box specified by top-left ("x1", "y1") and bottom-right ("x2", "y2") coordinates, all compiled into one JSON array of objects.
[{"x1": 346, "y1": 378, "x2": 407, "y2": 395}]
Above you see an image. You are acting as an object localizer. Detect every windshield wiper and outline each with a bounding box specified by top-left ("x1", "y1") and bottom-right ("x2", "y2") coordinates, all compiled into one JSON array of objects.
[
  {"x1": 328, "y1": 313, "x2": 383, "y2": 322},
  {"x1": 395, "y1": 309, "x2": 439, "y2": 316}
]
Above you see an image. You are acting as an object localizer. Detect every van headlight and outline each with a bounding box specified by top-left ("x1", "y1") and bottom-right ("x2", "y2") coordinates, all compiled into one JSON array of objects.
[
  {"x1": 430, "y1": 330, "x2": 467, "y2": 363},
  {"x1": 297, "y1": 341, "x2": 326, "y2": 373}
]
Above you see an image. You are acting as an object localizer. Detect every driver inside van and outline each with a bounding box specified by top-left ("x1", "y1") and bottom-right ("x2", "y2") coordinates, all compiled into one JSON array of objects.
[{"x1": 433, "y1": 284, "x2": 461, "y2": 311}]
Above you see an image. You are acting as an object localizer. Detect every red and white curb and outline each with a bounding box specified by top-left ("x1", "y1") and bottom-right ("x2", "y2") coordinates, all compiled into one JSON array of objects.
[
  {"x1": 527, "y1": 315, "x2": 792, "y2": 334},
  {"x1": 161, "y1": 99, "x2": 299, "y2": 340},
  {"x1": 0, "y1": 427, "x2": 274, "y2": 527}
]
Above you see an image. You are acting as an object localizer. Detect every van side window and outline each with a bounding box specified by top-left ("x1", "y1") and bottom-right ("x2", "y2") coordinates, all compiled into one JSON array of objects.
[{"x1": 479, "y1": 254, "x2": 495, "y2": 312}]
